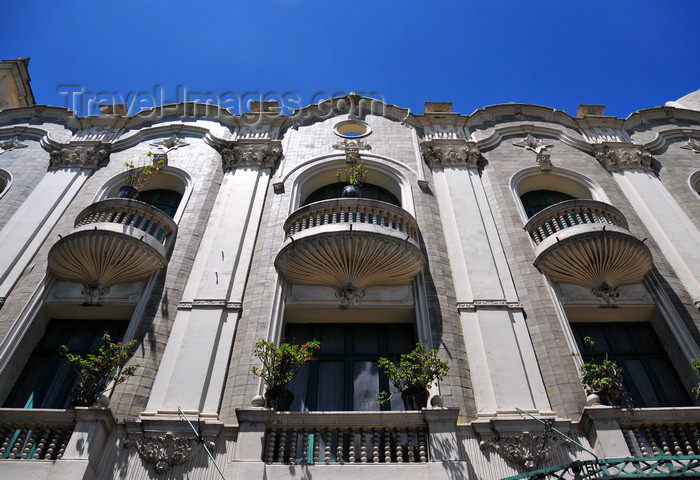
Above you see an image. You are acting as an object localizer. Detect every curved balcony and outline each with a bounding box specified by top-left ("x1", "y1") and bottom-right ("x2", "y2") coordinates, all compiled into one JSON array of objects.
[
  {"x1": 275, "y1": 199, "x2": 426, "y2": 303},
  {"x1": 48, "y1": 198, "x2": 177, "y2": 298},
  {"x1": 524, "y1": 200, "x2": 652, "y2": 293}
]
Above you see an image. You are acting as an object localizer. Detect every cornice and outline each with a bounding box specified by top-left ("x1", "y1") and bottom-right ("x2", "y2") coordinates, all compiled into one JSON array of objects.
[{"x1": 475, "y1": 124, "x2": 590, "y2": 154}]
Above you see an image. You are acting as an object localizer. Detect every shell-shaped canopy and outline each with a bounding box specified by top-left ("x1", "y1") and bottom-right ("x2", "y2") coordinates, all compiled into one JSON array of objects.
[
  {"x1": 535, "y1": 231, "x2": 652, "y2": 290},
  {"x1": 275, "y1": 232, "x2": 426, "y2": 293}
]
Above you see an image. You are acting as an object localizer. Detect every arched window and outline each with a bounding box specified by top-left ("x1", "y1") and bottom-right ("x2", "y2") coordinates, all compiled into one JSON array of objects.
[
  {"x1": 302, "y1": 183, "x2": 401, "y2": 207},
  {"x1": 520, "y1": 189, "x2": 575, "y2": 218},
  {"x1": 137, "y1": 188, "x2": 183, "y2": 218}
]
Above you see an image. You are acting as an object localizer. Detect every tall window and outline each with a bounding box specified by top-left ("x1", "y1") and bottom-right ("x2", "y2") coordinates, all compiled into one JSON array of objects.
[
  {"x1": 520, "y1": 190, "x2": 575, "y2": 218},
  {"x1": 137, "y1": 188, "x2": 182, "y2": 218},
  {"x1": 573, "y1": 322, "x2": 690, "y2": 407},
  {"x1": 3, "y1": 320, "x2": 128, "y2": 409},
  {"x1": 285, "y1": 323, "x2": 415, "y2": 411}
]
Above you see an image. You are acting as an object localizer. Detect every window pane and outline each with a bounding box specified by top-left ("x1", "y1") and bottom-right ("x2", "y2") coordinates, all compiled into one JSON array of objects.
[
  {"x1": 353, "y1": 361, "x2": 379, "y2": 411},
  {"x1": 320, "y1": 326, "x2": 345, "y2": 354},
  {"x1": 387, "y1": 325, "x2": 413, "y2": 354},
  {"x1": 317, "y1": 362, "x2": 345, "y2": 410},
  {"x1": 353, "y1": 326, "x2": 377, "y2": 354},
  {"x1": 624, "y1": 359, "x2": 660, "y2": 407}
]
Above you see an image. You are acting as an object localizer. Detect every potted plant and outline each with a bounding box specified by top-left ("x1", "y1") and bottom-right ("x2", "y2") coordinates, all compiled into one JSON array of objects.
[
  {"x1": 59, "y1": 334, "x2": 140, "y2": 407},
  {"x1": 119, "y1": 151, "x2": 164, "y2": 198},
  {"x1": 578, "y1": 337, "x2": 624, "y2": 406},
  {"x1": 252, "y1": 338, "x2": 320, "y2": 411},
  {"x1": 336, "y1": 150, "x2": 368, "y2": 198},
  {"x1": 691, "y1": 359, "x2": 700, "y2": 400},
  {"x1": 377, "y1": 342, "x2": 449, "y2": 410}
]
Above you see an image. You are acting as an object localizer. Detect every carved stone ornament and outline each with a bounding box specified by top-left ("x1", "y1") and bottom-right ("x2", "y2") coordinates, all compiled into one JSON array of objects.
[
  {"x1": 420, "y1": 140, "x2": 480, "y2": 169},
  {"x1": 335, "y1": 282, "x2": 366, "y2": 308},
  {"x1": 124, "y1": 433, "x2": 215, "y2": 474},
  {"x1": 150, "y1": 134, "x2": 190, "y2": 153},
  {"x1": 479, "y1": 431, "x2": 570, "y2": 471},
  {"x1": 512, "y1": 134, "x2": 553, "y2": 154},
  {"x1": 594, "y1": 145, "x2": 653, "y2": 172},
  {"x1": 332, "y1": 138, "x2": 371, "y2": 151},
  {"x1": 680, "y1": 138, "x2": 700, "y2": 154},
  {"x1": 48, "y1": 144, "x2": 110, "y2": 170},
  {"x1": 220, "y1": 140, "x2": 283, "y2": 171},
  {"x1": 536, "y1": 153, "x2": 552, "y2": 171},
  {"x1": 273, "y1": 182, "x2": 285, "y2": 194},
  {"x1": 0, "y1": 136, "x2": 28, "y2": 154}
]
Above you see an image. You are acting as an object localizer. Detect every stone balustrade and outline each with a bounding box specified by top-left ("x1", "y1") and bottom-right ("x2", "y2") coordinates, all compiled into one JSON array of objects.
[
  {"x1": 0, "y1": 409, "x2": 75, "y2": 460},
  {"x1": 618, "y1": 410, "x2": 700, "y2": 457},
  {"x1": 524, "y1": 199, "x2": 628, "y2": 245},
  {"x1": 283, "y1": 198, "x2": 419, "y2": 242},
  {"x1": 75, "y1": 198, "x2": 177, "y2": 245}
]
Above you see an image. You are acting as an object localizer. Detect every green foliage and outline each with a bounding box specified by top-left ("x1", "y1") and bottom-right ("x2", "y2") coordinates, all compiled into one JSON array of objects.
[
  {"x1": 335, "y1": 154, "x2": 368, "y2": 186},
  {"x1": 122, "y1": 151, "x2": 165, "y2": 190},
  {"x1": 377, "y1": 343, "x2": 449, "y2": 405},
  {"x1": 579, "y1": 355, "x2": 623, "y2": 395},
  {"x1": 59, "y1": 334, "x2": 139, "y2": 406},
  {"x1": 251, "y1": 338, "x2": 321, "y2": 389},
  {"x1": 692, "y1": 359, "x2": 700, "y2": 399}
]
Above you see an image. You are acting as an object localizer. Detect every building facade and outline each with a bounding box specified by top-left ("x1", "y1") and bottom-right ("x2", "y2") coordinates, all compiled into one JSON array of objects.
[{"x1": 0, "y1": 63, "x2": 699, "y2": 478}]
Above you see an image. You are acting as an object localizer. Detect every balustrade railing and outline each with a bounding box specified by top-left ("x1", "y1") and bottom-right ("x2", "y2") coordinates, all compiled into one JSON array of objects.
[
  {"x1": 0, "y1": 410, "x2": 75, "y2": 460},
  {"x1": 74, "y1": 198, "x2": 177, "y2": 244},
  {"x1": 265, "y1": 424, "x2": 428, "y2": 464},
  {"x1": 283, "y1": 199, "x2": 419, "y2": 242},
  {"x1": 523, "y1": 200, "x2": 628, "y2": 245},
  {"x1": 621, "y1": 420, "x2": 700, "y2": 457}
]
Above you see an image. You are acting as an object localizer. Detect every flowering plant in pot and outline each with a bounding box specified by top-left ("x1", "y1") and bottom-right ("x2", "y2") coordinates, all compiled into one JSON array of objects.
[
  {"x1": 252, "y1": 338, "x2": 320, "y2": 410},
  {"x1": 120, "y1": 151, "x2": 164, "y2": 198},
  {"x1": 377, "y1": 343, "x2": 449, "y2": 410},
  {"x1": 59, "y1": 334, "x2": 140, "y2": 407},
  {"x1": 578, "y1": 337, "x2": 625, "y2": 406},
  {"x1": 336, "y1": 151, "x2": 368, "y2": 198}
]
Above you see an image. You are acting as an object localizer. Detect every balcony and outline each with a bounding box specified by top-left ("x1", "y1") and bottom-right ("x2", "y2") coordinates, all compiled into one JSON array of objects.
[
  {"x1": 48, "y1": 198, "x2": 177, "y2": 298},
  {"x1": 275, "y1": 199, "x2": 426, "y2": 303},
  {"x1": 523, "y1": 200, "x2": 652, "y2": 294}
]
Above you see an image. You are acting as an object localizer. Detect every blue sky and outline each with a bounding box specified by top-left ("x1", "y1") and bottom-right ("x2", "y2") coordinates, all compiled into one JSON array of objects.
[{"x1": 4, "y1": 0, "x2": 698, "y2": 118}]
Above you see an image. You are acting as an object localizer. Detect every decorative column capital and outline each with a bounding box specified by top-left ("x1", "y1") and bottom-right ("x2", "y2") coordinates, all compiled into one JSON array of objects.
[
  {"x1": 48, "y1": 143, "x2": 110, "y2": 170},
  {"x1": 594, "y1": 144, "x2": 654, "y2": 172},
  {"x1": 220, "y1": 139, "x2": 283, "y2": 172},
  {"x1": 420, "y1": 139, "x2": 480, "y2": 170}
]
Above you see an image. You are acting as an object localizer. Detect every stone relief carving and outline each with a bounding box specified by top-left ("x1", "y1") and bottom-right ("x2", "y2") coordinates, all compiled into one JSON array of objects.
[
  {"x1": 680, "y1": 138, "x2": 700, "y2": 154},
  {"x1": 479, "y1": 431, "x2": 570, "y2": 471},
  {"x1": 124, "y1": 433, "x2": 215, "y2": 474},
  {"x1": 582, "y1": 127, "x2": 631, "y2": 144},
  {"x1": 273, "y1": 182, "x2": 285, "y2": 194},
  {"x1": 420, "y1": 140, "x2": 480, "y2": 169},
  {"x1": 335, "y1": 282, "x2": 366, "y2": 308},
  {"x1": 594, "y1": 145, "x2": 653, "y2": 172},
  {"x1": 48, "y1": 144, "x2": 110, "y2": 170},
  {"x1": 220, "y1": 140, "x2": 283, "y2": 171},
  {"x1": 71, "y1": 126, "x2": 121, "y2": 143},
  {"x1": 512, "y1": 134, "x2": 553, "y2": 155},
  {"x1": 150, "y1": 134, "x2": 190, "y2": 153},
  {"x1": 536, "y1": 153, "x2": 552, "y2": 171},
  {"x1": 0, "y1": 136, "x2": 28, "y2": 154},
  {"x1": 332, "y1": 138, "x2": 371, "y2": 151}
]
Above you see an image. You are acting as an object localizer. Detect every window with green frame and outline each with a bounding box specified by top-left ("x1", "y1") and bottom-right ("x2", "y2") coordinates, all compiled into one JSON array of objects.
[
  {"x1": 3, "y1": 320, "x2": 129, "y2": 409},
  {"x1": 302, "y1": 183, "x2": 401, "y2": 207},
  {"x1": 137, "y1": 188, "x2": 182, "y2": 218},
  {"x1": 572, "y1": 322, "x2": 691, "y2": 407},
  {"x1": 520, "y1": 190, "x2": 575, "y2": 218},
  {"x1": 284, "y1": 323, "x2": 415, "y2": 412}
]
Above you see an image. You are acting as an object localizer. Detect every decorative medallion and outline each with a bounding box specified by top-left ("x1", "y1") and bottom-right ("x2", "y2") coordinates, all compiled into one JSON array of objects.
[
  {"x1": 479, "y1": 430, "x2": 570, "y2": 471},
  {"x1": 513, "y1": 134, "x2": 553, "y2": 155},
  {"x1": 124, "y1": 433, "x2": 215, "y2": 474},
  {"x1": 0, "y1": 136, "x2": 28, "y2": 154},
  {"x1": 150, "y1": 134, "x2": 190, "y2": 153},
  {"x1": 332, "y1": 138, "x2": 371, "y2": 152}
]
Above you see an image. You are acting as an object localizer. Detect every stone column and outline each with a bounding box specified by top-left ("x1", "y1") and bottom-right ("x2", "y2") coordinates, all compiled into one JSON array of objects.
[
  {"x1": 422, "y1": 139, "x2": 552, "y2": 417},
  {"x1": 595, "y1": 144, "x2": 700, "y2": 308},
  {"x1": 144, "y1": 139, "x2": 282, "y2": 418},
  {"x1": 0, "y1": 143, "x2": 108, "y2": 306}
]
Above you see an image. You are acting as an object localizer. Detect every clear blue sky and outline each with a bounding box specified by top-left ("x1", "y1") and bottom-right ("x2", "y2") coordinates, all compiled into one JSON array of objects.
[{"x1": 4, "y1": 0, "x2": 698, "y2": 118}]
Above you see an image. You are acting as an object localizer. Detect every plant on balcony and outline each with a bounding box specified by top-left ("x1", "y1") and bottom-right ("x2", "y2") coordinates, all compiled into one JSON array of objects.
[
  {"x1": 377, "y1": 342, "x2": 449, "y2": 410},
  {"x1": 336, "y1": 150, "x2": 368, "y2": 197},
  {"x1": 579, "y1": 336, "x2": 625, "y2": 406},
  {"x1": 692, "y1": 359, "x2": 700, "y2": 399},
  {"x1": 59, "y1": 334, "x2": 140, "y2": 407},
  {"x1": 120, "y1": 151, "x2": 165, "y2": 198},
  {"x1": 252, "y1": 338, "x2": 320, "y2": 410}
]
